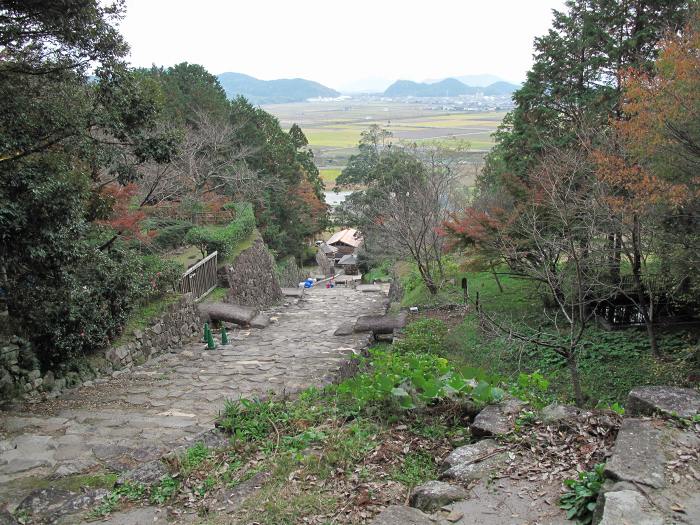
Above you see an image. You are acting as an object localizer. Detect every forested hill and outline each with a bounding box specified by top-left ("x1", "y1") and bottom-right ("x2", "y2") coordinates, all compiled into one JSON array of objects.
[
  {"x1": 217, "y1": 72, "x2": 340, "y2": 103},
  {"x1": 383, "y1": 78, "x2": 519, "y2": 97}
]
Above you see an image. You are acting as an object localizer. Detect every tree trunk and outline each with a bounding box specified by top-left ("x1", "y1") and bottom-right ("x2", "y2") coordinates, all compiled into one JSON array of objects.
[
  {"x1": 566, "y1": 352, "x2": 585, "y2": 408},
  {"x1": 608, "y1": 232, "x2": 621, "y2": 284},
  {"x1": 417, "y1": 261, "x2": 438, "y2": 295},
  {"x1": 629, "y1": 214, "x2": 660, "y2": 357},
  {"x1": 490, "y1": 262, "x2": 504, "y2": 293},
  {"x1": 645, "y1": 318, "x2": 660, "y2": 358}
]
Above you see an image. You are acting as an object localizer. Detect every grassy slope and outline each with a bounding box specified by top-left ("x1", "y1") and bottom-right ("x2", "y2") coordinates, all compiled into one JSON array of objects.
[{"x1": 398, "y1": 264, "x2": 697, "y2": 406}]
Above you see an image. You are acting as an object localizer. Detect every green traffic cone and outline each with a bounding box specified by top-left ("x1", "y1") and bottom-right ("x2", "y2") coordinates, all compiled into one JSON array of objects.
[
  {"x1": 206, "y1": 329, "x2": 216, "y2": 349},
  {"x1": 203, "y1": 323, "x2": 210, "y2": 343},
  {"x1": 221, "y1": 327, "x2": 229, "y2": 345}
]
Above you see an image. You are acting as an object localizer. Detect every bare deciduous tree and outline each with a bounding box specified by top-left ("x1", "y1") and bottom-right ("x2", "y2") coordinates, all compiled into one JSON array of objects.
[
  {"x1": 342, "y1": 144, "x2": 461, "y2": 294},
  {"x1": 475, "y1": 146, "x2": 613, "y2": 406},
  {"x1": 138, "y1": 112, "x2": 263, "y2": 214}
]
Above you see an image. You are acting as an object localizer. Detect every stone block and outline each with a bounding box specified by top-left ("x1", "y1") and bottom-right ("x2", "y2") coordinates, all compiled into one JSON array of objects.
[
  {"x1": 627, "y1": 386, "x2": 700, "y2": 419},
  {"x1": 595, "y1": 490, "x2": 663, "y2": 525},
  {"x1": 540, "y1": 403, "x2": 586, "y2": 424},
  {"x1": 604, "y1": 418, "x2": 666, "y2": 489},
  {"x1": 114, "y1": 345, "x2": 130, "y2": 361},
  {"x1": 250, "y1": 314, "x2": 270, "y2": 329},
  {"x1": 440, "y1": 439, "x2": 507, "y2": 483},
  {"x1": 409, "y1": 480, "x2": 469, "y2": 512},
  {"x1": 357, "y1": 284, "x2": 383, "y2": 292},
  {"x1": 370, "y1": 506, "x2": 434, "y2": 525},
  {"x1": 471, "y1": 398, "x2": 526, "y2": 437}
]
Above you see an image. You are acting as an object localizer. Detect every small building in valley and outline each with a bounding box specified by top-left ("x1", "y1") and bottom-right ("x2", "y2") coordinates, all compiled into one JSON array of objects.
[
  {"x1": 327, "y1": 228, "x2": 363, "y2": 260},
  {"x1": 337, "y1": 253, "x2": 359, "y2": 275},
  {"x1": 317, "y1": 228, "x2": 363, "y2": 277}
]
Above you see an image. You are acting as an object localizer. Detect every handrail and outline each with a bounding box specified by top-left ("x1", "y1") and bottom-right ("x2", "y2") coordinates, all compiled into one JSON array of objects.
[
  {"x1": 178, "y1": 251, "x2": 219, "y2": 300},
  {"x1": 183, "y1": 251, "x2": 217, "y2": 277}
]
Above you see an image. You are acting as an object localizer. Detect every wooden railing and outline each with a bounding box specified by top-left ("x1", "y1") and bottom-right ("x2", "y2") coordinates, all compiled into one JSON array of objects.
[{"x1": 178, "y1": 251, "x2": 218, "y2": 300}]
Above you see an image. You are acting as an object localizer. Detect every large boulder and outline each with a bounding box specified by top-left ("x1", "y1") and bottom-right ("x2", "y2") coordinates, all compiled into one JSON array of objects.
[
  {"x1": 370, "y1": 505, "x2": 434, "y2": 525},
  {"x1": 626, "y1": 386, "x2": 700, "y2": 419},
  {"x1": 197, "y1": 303, "x2": 257, "y2": 327},
  {"x1": 409, "y1": 480, "x2": 469, "y2": 512},
  {"x1": 354, "y1": 312, "x2": 407, "y2": 335},
  {"x1": 471, "y1": 398, "x2": 526, "y2": 437}
]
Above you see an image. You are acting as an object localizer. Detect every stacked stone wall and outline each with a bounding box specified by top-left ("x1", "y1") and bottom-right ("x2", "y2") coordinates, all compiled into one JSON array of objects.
[
  {"x1": 277, "y1": 256, "x2": 307, "y2": 287},
  {"x1": 0, "y1": 294, "x2": 201, "y2": 401},
  {"x1": 225, "y1": 238, "x2": 284, "y2": 308}
]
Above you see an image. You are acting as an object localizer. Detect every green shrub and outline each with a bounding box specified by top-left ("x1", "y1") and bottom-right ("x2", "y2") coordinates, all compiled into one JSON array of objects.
[
  {"x1": 88, "y1": 481, "x2": 145, "y2": 518},
  {"x1": 218, "y1": 397, "x2": 289, "y2": 443},
  {"x1": 10, "y1": 248, "x2": 144, "y2": 366},
  {"x1": 179, "y1": 442, "x2": 210, "y2": 474},
  {"x1": 151, "y1": 220, "x2": 193, "y2": 249},
  {"x1": 138, "y1": 255, "x2": 181, "y2": 301},
  {"x1": 185, "y1": 202, "x2": 255, "y2": 257},
  {"x1": 9, "y1": 247, "x2": 184, "y2": 367},
  {"x1": 394, "y1": 318, "x2": 448, "y2": 354},
  {"x1": 508, "y1": 372, "x2": 554, "y2": 409},
  {"x1": 149, "y1": 475, "x2": 178, "y2": 504},
  {"x1": 559, "y1": 464, "x2": 605, "y2": 524},
  {"x1": 364, "y1": 261, "x2": 392, "y2": 283}
]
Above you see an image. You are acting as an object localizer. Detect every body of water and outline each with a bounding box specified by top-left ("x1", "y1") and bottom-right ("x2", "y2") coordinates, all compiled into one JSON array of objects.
[{"x1": 324, "y1": 191, "x2": 353, "y2": 206}]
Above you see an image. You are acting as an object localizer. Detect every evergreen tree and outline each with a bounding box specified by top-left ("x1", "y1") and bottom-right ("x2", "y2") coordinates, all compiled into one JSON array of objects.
[{"x1": 482, "y1": 0, "x2": 690, "y2": 189}]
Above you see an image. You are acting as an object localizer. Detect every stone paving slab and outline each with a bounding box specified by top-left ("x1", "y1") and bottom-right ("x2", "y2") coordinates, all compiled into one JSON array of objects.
[{"x1": 0, "y1": 286, "x2": 387, "y2": 509}]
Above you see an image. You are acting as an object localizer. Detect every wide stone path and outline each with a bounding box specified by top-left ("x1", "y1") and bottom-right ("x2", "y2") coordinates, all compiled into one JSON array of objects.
[{"x1": 0, "y1": 286, "x2": 387, "y2": 510}]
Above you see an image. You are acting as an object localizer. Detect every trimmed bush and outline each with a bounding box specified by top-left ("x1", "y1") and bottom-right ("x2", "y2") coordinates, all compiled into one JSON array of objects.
[
  {"x1": 151, "y1": 220, "x2": 194, "y2": 249},
  {"x1": 185, "y1": 202, "x2": 255, "y2": 258}
]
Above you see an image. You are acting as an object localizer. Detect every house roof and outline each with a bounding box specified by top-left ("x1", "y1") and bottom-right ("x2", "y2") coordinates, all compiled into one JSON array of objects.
[
  {"x1": 319, "y1": 242, "x2": 337, "y2": 254},
  {"x1": 327, "y1": 228, "x2": 363, "y2": 248},
  {"x1": 338, "y1": 254, "x2": 358, "y2": 266}
]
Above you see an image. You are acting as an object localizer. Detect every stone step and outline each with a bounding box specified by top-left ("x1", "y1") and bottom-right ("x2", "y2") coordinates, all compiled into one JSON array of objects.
[{"x1": 604, "y1": 418, "x2": 667, "y2": 489}]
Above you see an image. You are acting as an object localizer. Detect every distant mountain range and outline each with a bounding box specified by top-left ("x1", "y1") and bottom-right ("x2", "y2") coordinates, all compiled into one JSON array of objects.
[
  {"x1": 217, "y1": 72, "x2": 340, "y2": 104},
  {"x1": 383, "y1": 78, "x2": 519, "y2": 98},
  {"x1": 215, "y1": 72, "x2": 519, "y2": 103},
  {"x1": 423, "y1": 74, "x2": 505, "y2": 87}
]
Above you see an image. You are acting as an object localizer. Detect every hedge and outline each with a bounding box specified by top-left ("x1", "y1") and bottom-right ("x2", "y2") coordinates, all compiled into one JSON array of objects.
[{"x1": 185, "y1": 202, "x2": 255, "y2": 258}]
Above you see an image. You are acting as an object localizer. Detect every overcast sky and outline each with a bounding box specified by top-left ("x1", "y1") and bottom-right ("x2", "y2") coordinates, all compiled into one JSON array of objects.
[{"x1": 120, "y1": 0, "x2": 567, "y2": 91}]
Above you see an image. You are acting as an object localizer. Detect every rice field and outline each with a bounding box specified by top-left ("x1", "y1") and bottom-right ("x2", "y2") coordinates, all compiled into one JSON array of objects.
[
  {"x1": 319, "y1": 168, "x2": 341, "y2": 189},
  {"x1": 265, "y1": 101, "x2": 507, "y2": 169}
]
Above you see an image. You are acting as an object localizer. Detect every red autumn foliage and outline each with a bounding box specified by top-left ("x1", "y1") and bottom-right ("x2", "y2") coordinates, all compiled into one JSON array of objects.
[
  {"x1": 440, "y1": 206, "x2": 507, "y2": 252},
  {"x1": 97, "y1": 183, "x2": 153, "y2": 242}
]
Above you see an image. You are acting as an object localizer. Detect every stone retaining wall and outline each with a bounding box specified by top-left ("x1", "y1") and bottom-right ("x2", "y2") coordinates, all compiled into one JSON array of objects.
[
  {"x1": 225, "y1": 238, "x2": 284, "y2": 308},
  {"x1": 104, "y1": 293, "x2": 201, "y2": 369},
  {"x1": 277, "y1": 256, "x2": 307, "y2": 287},
  {"x1": 0, "y1": 294, "x2": 201, "y2": 401}
]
